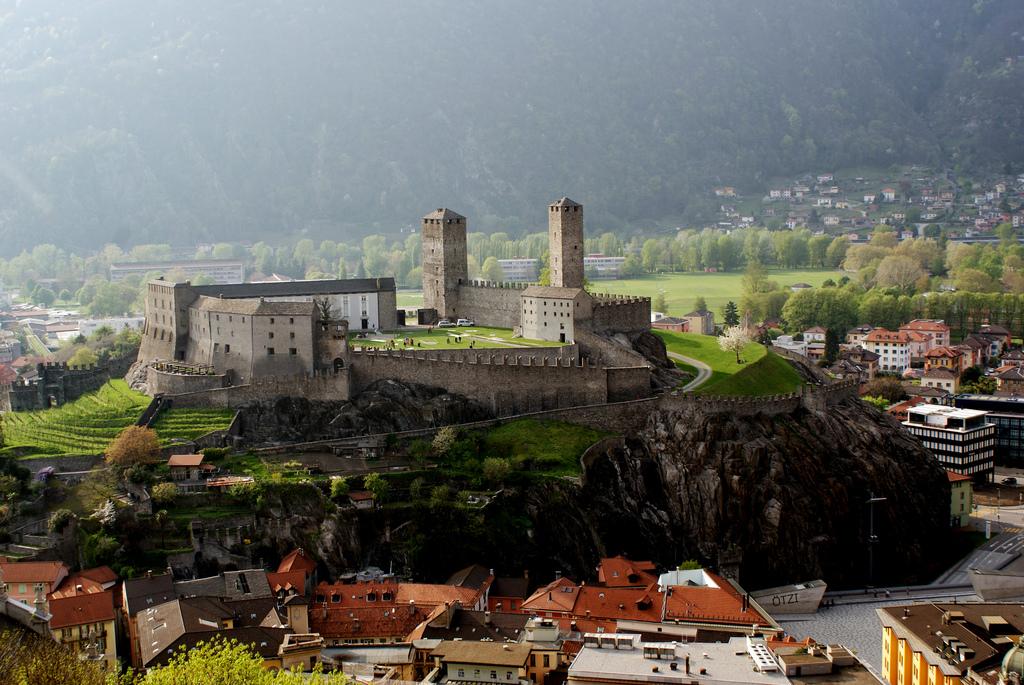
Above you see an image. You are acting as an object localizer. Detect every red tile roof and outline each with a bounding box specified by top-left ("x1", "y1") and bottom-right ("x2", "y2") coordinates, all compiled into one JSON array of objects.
[
  {"x1": 925, "y1": 346, "x2": 962, "y2": 359},
  {"x1": 570, "y1": 585, "x2": 664, "y2": 623},
  {"x1": 167, "y1": 454, "x2": 204, "y2": 467},
  {"x1": 901, "y1": 320, "x2": 950, "y2": 333},
  {"x1": 48, "y1": 589, "x2": 116, "y2": 629},
  {"x1": 864, "y1": 329, "x2": 911, "y2": 344},
  {"x1": 0, "y1": 560, "x2": 67, "y2": 585},
  {"x1": 50, "y1": 566, "x2": 118, "y2": 599},
  {"x1": 267, "y1": 570, "x2": 306, "y2": 595},
  {"x1": 521, "y1": 577, "x2": 580, "y2": 613},
  {"x1": 313, "y1": 580, "x2": 483, "y2": 611},
  {"x1": 310, "y1": 604, "x2": 428, "y2": 639},
  {"x1": 947, "y1": 471, "x2": 973, "y2": 483},
  {"x1": 596, "y1": 556, "x2": 658, "y2": 587},
  {"x1": 277, "y1": 548, "x2": 317, "y2": 575},
  {"x1": 663, "y1": 572, "x2": 770, "y2": 626}
]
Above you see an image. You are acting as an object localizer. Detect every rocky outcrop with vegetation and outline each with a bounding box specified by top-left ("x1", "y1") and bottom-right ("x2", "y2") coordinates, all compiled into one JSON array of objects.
[{"x1": 236, "y1": 379, "x2": 492, "y2": 443}]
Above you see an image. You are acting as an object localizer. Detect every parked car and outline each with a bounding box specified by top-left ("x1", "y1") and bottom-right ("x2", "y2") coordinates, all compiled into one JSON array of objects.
[
  {"x1": 1003, "y1": 477, "x2": 1018, "y2": 485},
  {"x1": 456, "y1": 319, "x2": 475, "y2": 326},
  {"x1": 437, "y1": 319, "x2": 456, "y2": 328}
]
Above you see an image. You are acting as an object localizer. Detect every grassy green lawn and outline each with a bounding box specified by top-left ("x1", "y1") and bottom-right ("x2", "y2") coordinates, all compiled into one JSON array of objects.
[
  {"x1": 350, "y1": 326, "x2": 563, "y2": 350},
  {"x1": 589, "y1": 269, "x2": 843, "y2": 317},
  {"x1": 2, "y1": 380, "x2": 235, "y2": 459},
  {"x1": 653, "y1": 330, "x2": 801, "y2": 396},
  {"x1": 480, "y1": 419, "x2": 608, "y2": 477},
  {"x1": 391, "y1": 269, "x2": 842, "y2": 319}
]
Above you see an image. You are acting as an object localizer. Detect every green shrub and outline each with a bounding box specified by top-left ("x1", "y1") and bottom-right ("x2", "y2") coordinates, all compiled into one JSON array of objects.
[{"x1": 48, "y1": 508, "x2": 76, "y2": 534}]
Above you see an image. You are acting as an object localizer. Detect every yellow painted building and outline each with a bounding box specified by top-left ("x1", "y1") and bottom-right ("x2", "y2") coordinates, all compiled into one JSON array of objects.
[
  {"x1": 48, "y1": 591, "x2": 119, "y2": 672},
  {"x1": 878, "y1": 603, "x2": 1024, "y2": 685}
]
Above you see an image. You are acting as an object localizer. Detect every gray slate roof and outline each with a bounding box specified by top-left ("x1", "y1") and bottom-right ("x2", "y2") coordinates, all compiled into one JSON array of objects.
[
  {"x1": 422, "y1": 208, "x2": 466, "y2": 221},
  {"x1": 188, "y1": 277, "x2": 395, "y2": 299}
]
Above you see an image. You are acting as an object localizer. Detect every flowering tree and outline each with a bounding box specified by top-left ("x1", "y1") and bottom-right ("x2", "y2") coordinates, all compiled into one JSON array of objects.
[{"x1": 718, "y1": 325, "x2": 752, "y2": 364}]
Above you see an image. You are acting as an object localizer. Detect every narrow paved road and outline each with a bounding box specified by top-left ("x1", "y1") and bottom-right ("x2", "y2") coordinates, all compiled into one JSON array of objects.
[{"x1": 667, "y1": 351, "x2": 712, "y2": 391}]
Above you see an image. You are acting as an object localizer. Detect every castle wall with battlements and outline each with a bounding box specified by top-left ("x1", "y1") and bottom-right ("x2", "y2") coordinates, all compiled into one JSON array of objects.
[
  {"x1": 454, "y1": 281, "x2": 525, "y2": 329},
  {"x1": 149, "y1": 368, "x2": 349, "y2": 408},
  {"x1": 349, "y1": 348, "x2": 650, "y2": 416},
  {"x1": 590, "y1": 295, "x2": 652, "y2": 335}
]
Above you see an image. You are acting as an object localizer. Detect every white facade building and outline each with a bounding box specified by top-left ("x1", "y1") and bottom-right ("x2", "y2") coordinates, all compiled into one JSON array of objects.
[{"x1": 903, "y1": 405, "x2": 996, "y2": 480}]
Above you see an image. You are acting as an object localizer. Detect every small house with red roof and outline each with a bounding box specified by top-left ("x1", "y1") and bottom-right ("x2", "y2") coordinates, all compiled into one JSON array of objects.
[
  {"x1": 167, "y1": 453, "x2": 210, "y2": 482},
  {"x1": 900, "y1": 319, "x2": 950, "y2": 348}
]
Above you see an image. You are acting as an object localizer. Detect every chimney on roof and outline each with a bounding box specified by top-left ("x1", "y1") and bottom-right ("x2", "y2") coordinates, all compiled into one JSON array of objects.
[
  {"x1": 548, "y1": 592, "x2": 552, "y2": 601},
  {"x1": 76, "y1": 584, "x2": 83, "y2": 592},
  {"x1": 903, "y1": 608, "x2": 911, "y2": 619},
  {"x1": 484, "y1": 611, "x2": 491, "y2": 625},
  {"x1": 685, "y1": 655, "x2": 691, "y2": 675}
]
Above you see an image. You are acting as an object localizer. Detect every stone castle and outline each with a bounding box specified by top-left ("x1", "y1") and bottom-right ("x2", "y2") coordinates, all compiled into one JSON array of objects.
[
  {"x1": 421, "y1": 198, "x2": 650, "y2": 341},
  {"x1": 135, "y1": 199, "x2": 654, "y2": 414}
]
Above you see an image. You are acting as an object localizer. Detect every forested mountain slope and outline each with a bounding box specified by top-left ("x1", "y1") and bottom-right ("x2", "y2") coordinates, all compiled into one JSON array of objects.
[{"x1": 0, "y1": 0, "x2": 1020, "y2": 253}]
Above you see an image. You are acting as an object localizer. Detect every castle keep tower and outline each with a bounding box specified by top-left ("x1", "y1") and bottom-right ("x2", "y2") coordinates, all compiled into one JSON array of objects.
[
  {"x1": 548, "y1": 197, "x2": 584, "y2": 289},
  {"x1": 421, "y1": 208, "x2": 467, "y2": 320}
]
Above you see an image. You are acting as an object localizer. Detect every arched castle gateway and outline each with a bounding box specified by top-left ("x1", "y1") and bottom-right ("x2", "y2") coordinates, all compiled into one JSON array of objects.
[
  {"x1": 421, "y1": 198, "x2": 650, "y2": 342},
  {"x1": 135, "y1": 199, "x2": 654, "y2": 411}
]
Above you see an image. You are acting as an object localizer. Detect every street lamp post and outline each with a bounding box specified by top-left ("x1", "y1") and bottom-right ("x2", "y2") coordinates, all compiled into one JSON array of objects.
[{"x1": 867, "y1": 491, "x2": 888, "y2": 585}]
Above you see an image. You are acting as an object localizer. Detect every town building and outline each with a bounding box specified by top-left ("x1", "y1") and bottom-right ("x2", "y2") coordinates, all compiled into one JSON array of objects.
[
  {"x1": 878, "y1": 603, "x2": 1024, "y2": 685},
  {"x1": 110, "y1": 259, "x2": 246, "y2": 285},
  {"x1": 863, "y1": 330, "x2": 912, "y2": 373},
  {"x1": 902, "y1": 405, "x2": 996, "y2": 480},
  {"x1": 48, "y1": 590, "x2": 118, "y2": 671},
  {"x1": 0, "y1": 561, "x2": 68, "y2": 609},
  {"x1": 921, "y1": 367, "x2": 959, "y2": 394},
  {"x1": 568, "y1": 634, "x2": 791, "y2": 685},
  {"x1": 948, "y1": 471, "x2": 973, "y2": 528},
  {"x1": 925, "y1": 346, "x2": 967, "y2": 374},
  {"x1": 900, "y1": 320, "x2": 950, "y2": 348},
  {"x1": 682, "y1": 310, "x2": 715, "y2": 336},
  {"x1": 429, "y1": 640, "x2": 532, "y2": 685},
  {"x1": 498, "y1": 259, "x2": 541, "y2": 282},
  {"x1": 803, "y1": 326, "x2": 826, "y2": 343},
  {"x1": 953, "y1": 394, "x2": 1024, "y2": 467},
  {"x1": 651, "y1": 317, "x2": 688, "y2": 333},
  {"x1": 997, "y1": 366, "x2": 1024, "y2": 393},
  {"x1": 583, "y1": 255, "x2": 626, "y2": 278}
]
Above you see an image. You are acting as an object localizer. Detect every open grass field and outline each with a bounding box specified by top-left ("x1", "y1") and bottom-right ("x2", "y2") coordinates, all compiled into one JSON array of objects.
[
  {"x1": 653, "y1": 330, "x2": 801, "y2": 396},
  {"x1": 393, "y1": 269, "x2": 842, "y2": 318},
  {"x1": 2, "y1": 380, "x2": 235, "y2": 458},
  {"x1": 588, "y1": 269, "x2": 843, "y2": 317},
  {"x1": 350, "y1": 326, "x2": 563, "y2": 350}
]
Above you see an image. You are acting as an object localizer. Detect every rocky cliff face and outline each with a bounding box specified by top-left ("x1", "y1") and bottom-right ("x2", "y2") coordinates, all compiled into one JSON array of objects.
[
  {"x1": 236, "y1": 379, "x2": 492, "y2": 443},
  {"x1": 517, "y1": 395, "x2": 950, "y2": 588}
]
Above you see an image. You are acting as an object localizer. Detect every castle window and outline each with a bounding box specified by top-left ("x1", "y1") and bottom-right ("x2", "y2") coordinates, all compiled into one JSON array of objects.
[
  {"x1": 268, "y1": 332, "x2": 274, "y2": 339},
  {"x1": 267, "y1": 348, "x2": 275, "y2": 355},
  {"x1": 229, "y1": 316, "x2": 232, "y2": 322},
  {"x1": 270, "y1": 318, "x2": 275, "y2": 324},
  {"x1": 290, "y1": 332, "x2": 295, "y2": 339},
  {"x1": 216, "y1": 315, "x2": 220, "y2": 321},
  {"x1": 289, "y1": 317, "x2": 294, "y2": 324},
  {"x1": 289, "y1": 348, "x2": 297, "y2": 356},
  {"x1": 225, "y1": 344, "x2": 230, "y2": 353}
]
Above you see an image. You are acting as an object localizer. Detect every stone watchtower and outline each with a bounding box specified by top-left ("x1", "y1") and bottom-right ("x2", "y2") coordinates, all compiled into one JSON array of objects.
[
  {"x1": 421, "y1": 208, "x2": 467, "y2": 320},
  {"x1": 548, "y1": 197, "x2": 584, "y2": 288}
]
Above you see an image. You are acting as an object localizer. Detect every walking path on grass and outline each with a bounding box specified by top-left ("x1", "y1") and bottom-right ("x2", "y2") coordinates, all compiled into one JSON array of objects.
[{"x1": 667, "y1": 351, "x2": 711, "y2": 391}]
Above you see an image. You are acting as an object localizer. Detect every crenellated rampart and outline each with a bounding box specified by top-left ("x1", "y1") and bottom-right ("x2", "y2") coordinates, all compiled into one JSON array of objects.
[
  {"x1": 590, "y1": 293, "x2": 652, "y2": 334},
  {"x1": 151, "y1": 369, "x2": 349, "y2": 408},
  {"x1": 454, "y1": 281, "x2": 525, "y2": 328},
  {"x1": 350, "y1": 347, "x2": 650, "y2": 416}
]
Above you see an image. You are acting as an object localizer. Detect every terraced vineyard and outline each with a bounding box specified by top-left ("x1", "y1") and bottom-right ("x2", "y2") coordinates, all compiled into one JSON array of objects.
[
  {"x1": 150, "y1": 408, "x2": 236, "y2": 442},
  {"x1": 2, "y1": 380, "x2": 235, "y2": 458}
]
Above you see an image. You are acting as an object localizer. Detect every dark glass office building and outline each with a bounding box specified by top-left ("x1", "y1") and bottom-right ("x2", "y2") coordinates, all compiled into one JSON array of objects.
[{"x1": 953, "y1": 394, "x2": 1024, "y2": 467}]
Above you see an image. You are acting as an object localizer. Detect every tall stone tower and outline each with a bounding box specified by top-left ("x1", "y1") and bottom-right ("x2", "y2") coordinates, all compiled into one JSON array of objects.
[
  {"x1": 421, "y1": 208, "x2": 467, "y2": 320},
  {"x1": 548, "y1": 197, "x2": 584, "y2": 289}
]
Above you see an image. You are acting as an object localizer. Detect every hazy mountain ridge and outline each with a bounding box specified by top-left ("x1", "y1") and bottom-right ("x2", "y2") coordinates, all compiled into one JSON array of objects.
[{"x1": 0, "y1": 0, "x2": 1020, "y2": 253}]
